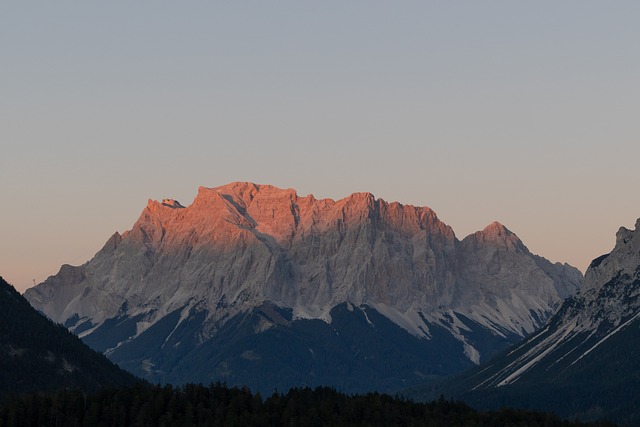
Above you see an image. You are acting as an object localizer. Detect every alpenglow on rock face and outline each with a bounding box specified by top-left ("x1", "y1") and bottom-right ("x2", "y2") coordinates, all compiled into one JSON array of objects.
[{"x1": 25, "y1": 182, "x2": 582, "y2": 393}]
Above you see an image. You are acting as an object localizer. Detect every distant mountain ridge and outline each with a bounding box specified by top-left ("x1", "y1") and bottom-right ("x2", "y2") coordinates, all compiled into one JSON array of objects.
[
  {"x1": 417, "y1": 218, "x2": 640, "y2": 425},
  {"x1": 0, "y1": 276, "x2": 137, "y2": 400},
  {"x1": 25, "y1": 182, "x2": 582, "y2": 392}
]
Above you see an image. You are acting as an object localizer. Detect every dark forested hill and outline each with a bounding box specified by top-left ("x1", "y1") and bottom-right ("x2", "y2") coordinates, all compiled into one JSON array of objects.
[{"x1": 0, "y1": 276, "x2": 138, "y2": 400}]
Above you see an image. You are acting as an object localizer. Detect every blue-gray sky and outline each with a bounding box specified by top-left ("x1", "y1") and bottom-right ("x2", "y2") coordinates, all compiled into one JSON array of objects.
[{"x1": 3, "y1": 2, "x2": 640, "y2": 292}]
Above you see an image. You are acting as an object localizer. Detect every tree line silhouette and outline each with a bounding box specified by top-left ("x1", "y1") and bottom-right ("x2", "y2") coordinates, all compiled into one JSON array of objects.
[{"x1": 0, "y1": 382, "x2": 616, "y2": 427}]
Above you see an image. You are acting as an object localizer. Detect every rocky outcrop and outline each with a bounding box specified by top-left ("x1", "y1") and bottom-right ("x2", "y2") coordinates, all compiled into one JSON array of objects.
[{"x1": 25, "y1": 182, "x2": 582, "y2": 390}]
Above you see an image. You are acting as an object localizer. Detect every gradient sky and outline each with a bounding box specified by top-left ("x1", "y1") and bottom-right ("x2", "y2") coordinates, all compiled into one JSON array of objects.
[{"x1": 2, "y1": 2, "x2": 640, "y2": 293}]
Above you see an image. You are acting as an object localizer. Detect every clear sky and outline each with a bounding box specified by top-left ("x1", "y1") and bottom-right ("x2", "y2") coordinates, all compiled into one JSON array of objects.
[{"x1": 2, "y1": 2, "x2": 640, "y2": 293}]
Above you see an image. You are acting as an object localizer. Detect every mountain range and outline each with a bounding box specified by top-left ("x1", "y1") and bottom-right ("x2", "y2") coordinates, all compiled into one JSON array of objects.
[
  {"x1": 414, "y1": 218, "x2": 640, "y2": 425},
  {"x1": 25, "y1": 182, "x2": 582, "y2": 393}
]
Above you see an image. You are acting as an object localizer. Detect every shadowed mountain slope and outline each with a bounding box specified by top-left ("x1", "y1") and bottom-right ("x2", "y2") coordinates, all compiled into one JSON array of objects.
[{"x1": 0, "y1": 276, "x2": 137, "y2": 401}]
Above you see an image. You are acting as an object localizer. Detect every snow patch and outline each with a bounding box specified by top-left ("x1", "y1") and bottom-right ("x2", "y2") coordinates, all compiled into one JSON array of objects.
[
  {"x1": 571, "y1": 311, "x2": 640, "y2": 366},
  {"x1": 360, "y1": 306, "x2": 374, "y2": 326},
  {"x1": 292, "y1": 305, "x2": 332, "y2": 324},
  {"x1": 495, "y1": 319, "x2": 579, "y2": 387},
  {"x1": 162, "y1": 304, "x2": 196, "y2": 348},
  {"x1": 370, "y1": 303, "x2": 427, "y2": 338},
  {"x1": 463, "y1": 342, "x2": 481, "y2": 365}
]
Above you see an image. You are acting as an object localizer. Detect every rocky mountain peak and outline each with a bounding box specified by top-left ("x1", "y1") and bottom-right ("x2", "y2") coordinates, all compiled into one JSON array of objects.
[
  {"x1": 482, "y1": 221, "x2": 510, "y2": 236},
  {"x1": 614, "y1": 219, "x2": 640, "y2": 247},
  {"x1": 581, "y1": 218, "x2": 640, "y2": 299},
  {"x1": 558, "y1": 216, "x2": 640, "y2": 331},
  {"x1": 208, "y1": 182, "x2": 299, "y2": 205},
  {"x1": 616, "y1": 226, "x2": 632, "y2": 244},
  {"x1": 346, "y1": 191, "x2": 376, "y2": 205},
  {"x1": 462, "y1": 221, "x2": 526, "y2": 254},
  {"x1": 480, "y1": 221, "x2": 517, "y2": 242}
]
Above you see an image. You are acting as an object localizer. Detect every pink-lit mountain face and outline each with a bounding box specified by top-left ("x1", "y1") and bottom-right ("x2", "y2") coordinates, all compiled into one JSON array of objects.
[{"x1": 25, "y1": 182, "x2": 582, "y2": 392}]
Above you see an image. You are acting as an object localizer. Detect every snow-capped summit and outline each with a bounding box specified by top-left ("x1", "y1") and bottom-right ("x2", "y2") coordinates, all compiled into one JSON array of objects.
[{"x1": 24, "y1": 182, "x2": 582, "y2": 393}]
